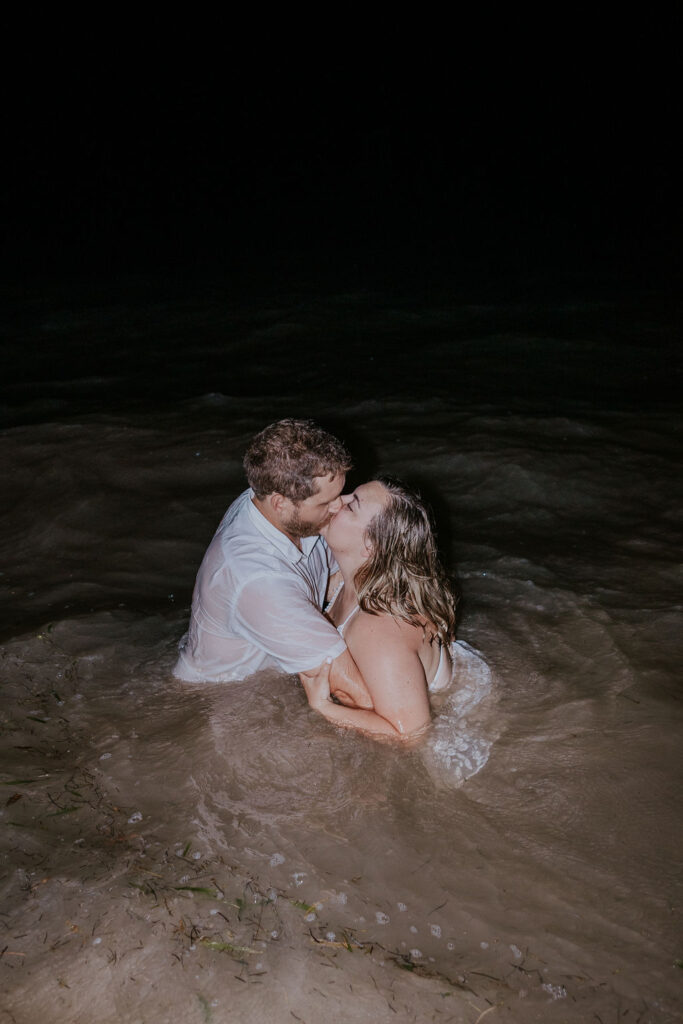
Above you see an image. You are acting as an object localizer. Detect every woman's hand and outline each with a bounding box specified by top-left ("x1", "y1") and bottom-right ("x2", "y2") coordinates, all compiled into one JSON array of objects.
[{"x1": 299, "y1": 657, "x2": 332, "y2": 710}]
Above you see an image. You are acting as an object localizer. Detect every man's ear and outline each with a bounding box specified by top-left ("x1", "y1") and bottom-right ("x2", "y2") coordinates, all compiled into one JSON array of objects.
[{"x1": 270, "y1": 493, "x2": 289, "y2": 515}]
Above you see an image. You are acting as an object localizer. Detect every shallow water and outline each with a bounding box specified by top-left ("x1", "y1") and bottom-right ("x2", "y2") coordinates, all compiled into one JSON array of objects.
[{"x1": 1, "y1": 280, "x2": 681, "y2": 1022}]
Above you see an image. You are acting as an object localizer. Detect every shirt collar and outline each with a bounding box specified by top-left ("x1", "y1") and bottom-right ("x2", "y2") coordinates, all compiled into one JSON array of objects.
[{"x1": 246, "y1": 490, "x2": 321, "y2": 564}]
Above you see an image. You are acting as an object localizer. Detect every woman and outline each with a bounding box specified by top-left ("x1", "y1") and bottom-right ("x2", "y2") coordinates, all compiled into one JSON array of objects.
[{"x1": 300, "y1": 478, "x2": 457, "y2": 741}]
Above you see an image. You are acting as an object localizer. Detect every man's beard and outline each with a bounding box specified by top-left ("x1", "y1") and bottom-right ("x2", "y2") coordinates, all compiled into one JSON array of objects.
[{"x1": 283, "y1": 507, "x2": 333, "y2": 539}]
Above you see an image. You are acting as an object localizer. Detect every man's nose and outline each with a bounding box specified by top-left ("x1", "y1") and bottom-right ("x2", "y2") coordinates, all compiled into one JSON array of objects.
[{"x1": 328, "y1": 495, "x2": 344, "y2": 514}]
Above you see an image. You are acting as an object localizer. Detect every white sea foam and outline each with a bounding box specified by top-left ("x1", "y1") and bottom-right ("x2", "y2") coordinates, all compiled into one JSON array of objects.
[{"x1": 422, "y1": 641, "x2": 497, "y2": 788}]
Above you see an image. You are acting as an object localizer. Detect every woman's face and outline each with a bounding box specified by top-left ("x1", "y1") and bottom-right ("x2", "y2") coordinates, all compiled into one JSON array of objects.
[{"x1": 323, "y1": 480, "x2": 389, "y2": 557}]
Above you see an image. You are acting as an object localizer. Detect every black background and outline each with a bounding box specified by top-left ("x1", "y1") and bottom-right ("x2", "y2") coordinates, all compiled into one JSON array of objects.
[{"x1": 3, "y1": 25, "x2": 680, "y2": 295}]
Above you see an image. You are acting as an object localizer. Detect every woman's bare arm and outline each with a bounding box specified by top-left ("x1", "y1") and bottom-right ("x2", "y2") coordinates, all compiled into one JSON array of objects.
[
  {"x1": 300, "y1": 614, "x2": 431, "y2": 740},
  {"x1": 327, "y1": 647, "x2": 374, "y2": 709}
]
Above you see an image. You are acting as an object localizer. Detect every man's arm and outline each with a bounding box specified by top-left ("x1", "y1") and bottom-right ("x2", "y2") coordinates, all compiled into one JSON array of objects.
[{"x1": 233, "y1": 576, "x2": 372, "y2": 708}]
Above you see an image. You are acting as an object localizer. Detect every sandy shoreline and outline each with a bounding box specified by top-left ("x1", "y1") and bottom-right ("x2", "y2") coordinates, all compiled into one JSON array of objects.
[
  {"x1": 0, "y1": 779, "x2": 653, "y2": 1024},
  {"x1": 0, "y1": 745, "x2": 511, "y2": 1023}
]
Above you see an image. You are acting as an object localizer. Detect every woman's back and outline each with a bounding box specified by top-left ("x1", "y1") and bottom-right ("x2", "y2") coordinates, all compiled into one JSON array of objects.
[
  {"x1": 324, "y1": 581, "x2": 448, "y2": 735},
  {"x1": 329, "y1": 581, "x2": 451, "y2": 692},
  {"x1": 331, "y1": 581, "x2": 448, "y2": 684},
  {"x1": 347, "y1": 608, "x2": 449, "y2": 684}
]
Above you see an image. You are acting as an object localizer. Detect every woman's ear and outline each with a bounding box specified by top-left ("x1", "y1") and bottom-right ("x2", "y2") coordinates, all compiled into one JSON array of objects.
[{"x1": 362, "y1": 534, "x2": 374, "y2": 558}]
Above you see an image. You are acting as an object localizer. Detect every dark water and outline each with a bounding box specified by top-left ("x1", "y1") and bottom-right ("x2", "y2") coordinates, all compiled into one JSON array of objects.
[{"x1": 0, "y1": 274, "x2": 680, "y2": 1022}]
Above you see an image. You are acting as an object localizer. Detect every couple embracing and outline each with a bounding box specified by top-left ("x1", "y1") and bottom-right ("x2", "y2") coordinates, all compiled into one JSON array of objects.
[{"x1": 174, "y1": 419, "x2": 457, "y2": 740}]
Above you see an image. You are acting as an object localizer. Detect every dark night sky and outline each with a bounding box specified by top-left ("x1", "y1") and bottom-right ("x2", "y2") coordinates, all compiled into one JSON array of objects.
[{"x1": 2, "y1": 35, "x2": 680, "y2": 293}]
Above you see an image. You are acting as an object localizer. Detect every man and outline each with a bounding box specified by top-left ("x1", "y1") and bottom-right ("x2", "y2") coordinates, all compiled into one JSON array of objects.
[{"x1": 173, "y1": 419, "x2": 372, "y2": 709}]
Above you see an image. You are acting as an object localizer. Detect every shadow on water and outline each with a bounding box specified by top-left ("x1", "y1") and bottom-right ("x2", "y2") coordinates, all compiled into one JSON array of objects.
[{"x1": 312, "y1": 416, "x2": 381, "y2": 487}]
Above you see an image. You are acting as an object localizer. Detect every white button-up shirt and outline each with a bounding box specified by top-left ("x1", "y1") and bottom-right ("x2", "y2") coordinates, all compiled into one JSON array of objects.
[{"x1": 173, "y1": 489, "x2": 346, "y2": 681}]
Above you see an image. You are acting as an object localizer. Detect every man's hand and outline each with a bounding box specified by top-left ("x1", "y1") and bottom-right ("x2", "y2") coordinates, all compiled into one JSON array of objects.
[
  {"x1": 299, "y1": 658, "x2": 332, "y2": 710},
  {"x1": 300, "y1": 650, "x2": 373, "y2": 710}
]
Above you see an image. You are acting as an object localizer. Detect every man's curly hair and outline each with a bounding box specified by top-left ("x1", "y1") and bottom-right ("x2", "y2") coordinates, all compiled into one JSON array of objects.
[{"x1": 244, "y1": 419, "x2": 352, "y2": 501}]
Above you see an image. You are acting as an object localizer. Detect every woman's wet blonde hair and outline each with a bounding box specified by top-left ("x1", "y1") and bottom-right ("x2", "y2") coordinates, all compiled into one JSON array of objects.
[{"x1": 354, "y1": 478, "x2": 457, "y2": 645}]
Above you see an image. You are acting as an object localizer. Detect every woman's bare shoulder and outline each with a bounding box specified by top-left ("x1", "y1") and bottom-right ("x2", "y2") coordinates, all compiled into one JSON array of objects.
[
  {"x1": 348, "y1": 610, "x2": 431, "y2": 731},
  {"x1": 352, "y1": 609, "x2": 422, "y2": 649}
]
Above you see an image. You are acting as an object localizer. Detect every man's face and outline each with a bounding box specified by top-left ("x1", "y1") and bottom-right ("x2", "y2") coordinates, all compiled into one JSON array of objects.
[{"x1": 280, "y1": 473, "x2": 346, "y2": 539}]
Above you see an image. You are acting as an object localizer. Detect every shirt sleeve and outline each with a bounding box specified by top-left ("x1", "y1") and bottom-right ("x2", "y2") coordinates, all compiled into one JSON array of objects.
[{"x1": 232, "y1": 575, "x2": 346, "y2": 673}]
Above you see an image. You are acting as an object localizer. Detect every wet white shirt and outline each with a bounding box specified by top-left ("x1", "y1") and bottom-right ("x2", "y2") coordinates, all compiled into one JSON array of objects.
[{"x1": 173, "y1": 489, "x2": 346, "y2": 682}]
